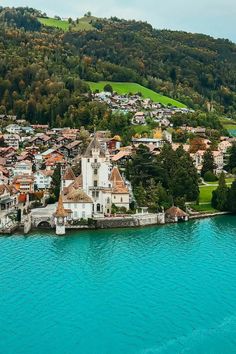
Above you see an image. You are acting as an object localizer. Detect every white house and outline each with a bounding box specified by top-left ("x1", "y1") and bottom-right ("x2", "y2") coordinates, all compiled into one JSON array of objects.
[
  {"x1": 110, "y1": 167, "x2": 130, "y2": 210},
  {"x1": 213, "y1": 151, "x2": 224, "y2": 172},
  {"x1": 14, "y1": 161, "x2": 32, "y2": 177},
  {"x1": 0, "y1": 184, "x2": 18, "y2": 212},
  {"x1": 63, "y1": 189, "x2": 93, "y2": 220},
  {"x1": 3, "y1": 134, "x2": 20, "y2": 149},
  {"x1": 191, "y1": 150, "x2": 224, "y2": 173},
  {"x1": 6, "y1": 124, "x2": 22, "y2": 134},
  {"x1": 34, "y1": 170, "x2": 53, "y2": 190}
]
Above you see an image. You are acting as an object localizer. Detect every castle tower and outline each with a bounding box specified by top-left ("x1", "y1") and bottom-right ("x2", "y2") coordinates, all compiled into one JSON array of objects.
[
  {"x1": 54, "y1": 193, "x2": 68, "y2": 235},
  {"x1": 81, "y1": 134, "x2": 111, "y2": 214}
]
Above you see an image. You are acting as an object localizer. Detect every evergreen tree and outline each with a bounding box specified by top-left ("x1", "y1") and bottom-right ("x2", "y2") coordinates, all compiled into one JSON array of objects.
[
  {"x1": 133, "y1": 183, "x2": 146, "y2": 207},
  {"x1": 104, "y1": 84, "x2": 113, "y2": 93},
  {"x1": 171, "y1": 147, "x2": 199, "y2": 201},
  {"x1": 228, "y1": 180, "x2": 236, "y2": 213},
  {"x1": 211, "y1": 172, "x2": 229, "y2": 211},
  {"x1": 129, "y1": 145, "x2": 157, "y2": 187},
  {"x1": 201, "y1": 149, "x2": 215, "y2": 177},
  {"x1": 228, "y1": 143, "x2": 236, "y2": 172},
  {"x1": 51, "y1": 164, "x2": 61, "y2": 200}
]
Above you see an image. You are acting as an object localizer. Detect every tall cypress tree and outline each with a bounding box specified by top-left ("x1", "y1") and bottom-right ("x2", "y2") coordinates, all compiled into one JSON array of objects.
[
  {"x1": 211, "y1": 172, "x2": 229, "y2": 211},
  {"x1": 228, "y1": 143, "x2": 236, "y2": 172},
  {"x1": 201, "y1": 149, "x2": 215, "y2": 177},
  {"x1": 228, "y1": 180, "x2": 236, "y2": 213},
  {"x1": 51, "y1": 163, "x2": 61, "y2": 200}
]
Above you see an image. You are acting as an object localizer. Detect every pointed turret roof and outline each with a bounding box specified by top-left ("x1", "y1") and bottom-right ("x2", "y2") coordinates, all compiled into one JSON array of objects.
[
  {"x1": 63, "y1": 166, "x2": 76, "y2": 181},
  {"x1": 110, "y1": 166, "x2": 129, "y2": 193},
  {"x1": 84, "y1": 134, "x2": 106, "y2": 158},
  {"x1": 55, "y1": 193, "x2": 69, "y2": 218}
]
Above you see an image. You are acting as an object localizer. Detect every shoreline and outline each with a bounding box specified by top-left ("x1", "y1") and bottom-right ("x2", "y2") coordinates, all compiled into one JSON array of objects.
[
  {"x1": 0, "y1": 211, "x2": 232, "y2": 236},
  {"x1": 189, "y1": 211, "x2": 231, "y2": 220}
]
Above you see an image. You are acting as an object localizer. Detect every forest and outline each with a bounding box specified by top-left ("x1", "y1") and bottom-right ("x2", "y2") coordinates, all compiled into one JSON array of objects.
[{"x1": 0, "y1": 6, "x2": 235, "y2": 132}]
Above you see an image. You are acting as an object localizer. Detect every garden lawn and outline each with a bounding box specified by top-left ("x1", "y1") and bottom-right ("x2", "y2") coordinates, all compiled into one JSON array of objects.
[
  {"x1": 190, "y1": 203, "x2": 217, "y2": 213},
  {"x1": 132, "y1": 125, "x2": 153, "y2": 135},
  {"x1": 199, "y1": 178, "x2": 234, "y2": 203},
  {"x1": 199, "y1": 185, "x2": 217, "y2": 203}
]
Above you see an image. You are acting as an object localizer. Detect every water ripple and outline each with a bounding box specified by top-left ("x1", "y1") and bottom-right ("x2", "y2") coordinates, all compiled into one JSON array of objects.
[{"x1": 0, "y1": 216, "x2": 236, "y2": 353}]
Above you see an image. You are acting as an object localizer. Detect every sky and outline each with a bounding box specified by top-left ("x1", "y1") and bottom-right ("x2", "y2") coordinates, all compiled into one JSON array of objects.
[{"x1": 1, "y1": 0, "x2": 236, "y2": 42}]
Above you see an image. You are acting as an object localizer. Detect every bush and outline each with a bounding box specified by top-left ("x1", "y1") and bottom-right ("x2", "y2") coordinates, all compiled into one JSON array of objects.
[
  {"x1": 232, "y1": 167, "x2": 236, "y2": 175},
  {"x1": 204, "y1": 171, "x2": 218, "y2": 182},
  {"x1": 104, "y1": 84, "x2": 113, "y2": 93},
  {"x1": 46, "y1": 194, "x2": 57, "y2": 204}
]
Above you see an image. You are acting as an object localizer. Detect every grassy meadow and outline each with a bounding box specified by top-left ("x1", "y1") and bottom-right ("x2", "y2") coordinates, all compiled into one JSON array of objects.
[
  {"x1": 38, "y1": 17, "x2": 69, "y2": 31},
  {"x1": 87, "y1": 81, "x2": 186, "y2": 107},
  {"x1": 38, "y1": 17, "x2": 93, "y2": 31}
]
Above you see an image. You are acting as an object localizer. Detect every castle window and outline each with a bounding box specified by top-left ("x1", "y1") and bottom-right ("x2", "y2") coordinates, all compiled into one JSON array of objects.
[
  {"x1": 95, "y1": 159, "x2": 97, "y2": 163},
  {"x1": 94, "y1": 169, "x2": 97, "y2": 175},
  {"x1": 94, "y1": 180, "x2": 97, "y2": 187},
  {"x1": 121, "y1": 197, "x2": 123, "y2": 202},
  {"x1": 87, "y1": 159, "x2": 90, "y2": 162}
]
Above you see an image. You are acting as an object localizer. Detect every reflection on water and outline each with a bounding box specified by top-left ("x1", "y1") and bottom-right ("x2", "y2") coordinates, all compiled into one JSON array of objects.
[{"x1": 1, "y1": 216, "x2": 236, "y2": 354}]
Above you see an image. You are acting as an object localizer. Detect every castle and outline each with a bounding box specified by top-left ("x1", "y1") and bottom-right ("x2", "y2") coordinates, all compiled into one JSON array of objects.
[{"x1": 55, "y1": 135, "x2": 130, "y2": 233}]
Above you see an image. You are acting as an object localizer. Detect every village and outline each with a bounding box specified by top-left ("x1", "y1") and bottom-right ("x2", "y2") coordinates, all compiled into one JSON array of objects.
[
  {"x1": 92, "y1": 91, "x2": 193, "y2": 126},
  {"x1": 0, "y1": 93, "x2": 235, "y2": 235}
]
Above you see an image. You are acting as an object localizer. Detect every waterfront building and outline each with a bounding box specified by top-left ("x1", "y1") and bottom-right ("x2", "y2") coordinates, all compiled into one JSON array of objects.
[
  {"x1": 165, "y1": 206, "x2": 188, "y2": 222},
  {"x1": 54, "y1": 193, "x2": 68, "y2": 235},
  {"x1": 0, "y1": 184, "x2": 18, "y2": 231},
  {"x1": 110, "y1": 167, "x2": 130, "y2": 210},
  {"x1": 61, "y1": 135, "x2": 130, "y2": 220},
  {"x1": 81, "y1": 135, "x2": 130, "y2": 215},
  {"x1": 63, "y1": 188, "x2": 93, "y2": 220}
]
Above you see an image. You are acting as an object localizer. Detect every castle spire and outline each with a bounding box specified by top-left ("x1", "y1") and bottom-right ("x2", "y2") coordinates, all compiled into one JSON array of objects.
[{"x1": 55, "y1": 193, "x2": 68, "y2": 218}]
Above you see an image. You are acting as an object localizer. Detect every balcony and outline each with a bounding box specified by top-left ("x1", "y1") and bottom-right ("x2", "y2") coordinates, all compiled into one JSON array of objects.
[
  {"x1": 89, "y1": 186, "x2": 103, "y2": 191},
  {"x1": 91, "y1": 162, "x2": 101, "y2": 169}
]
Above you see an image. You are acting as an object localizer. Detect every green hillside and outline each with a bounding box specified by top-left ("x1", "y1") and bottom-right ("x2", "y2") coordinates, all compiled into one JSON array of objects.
[
  {"x1": 87, "y1": 81, "x2": 186, "y2": 107},
  {"x1": 38, "y1": 17, "x2": 93, "y2": 31},
  {"x1": 38, "y1": 17, "x2": 69, "y2": 31}
]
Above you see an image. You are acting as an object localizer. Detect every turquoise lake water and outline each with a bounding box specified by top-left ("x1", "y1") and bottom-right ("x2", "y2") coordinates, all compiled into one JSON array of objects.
[
  {"x1": 1, "y1": 216, "x2": 236, "y2": 353},
  {"x1": 228, "y1": 129, "x2": 236, "y2": 137}
]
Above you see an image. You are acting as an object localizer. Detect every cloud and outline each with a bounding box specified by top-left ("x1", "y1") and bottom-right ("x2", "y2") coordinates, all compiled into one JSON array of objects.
[{"x1": 1, "y1": 0, "x2": 236, "y2": 41}]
